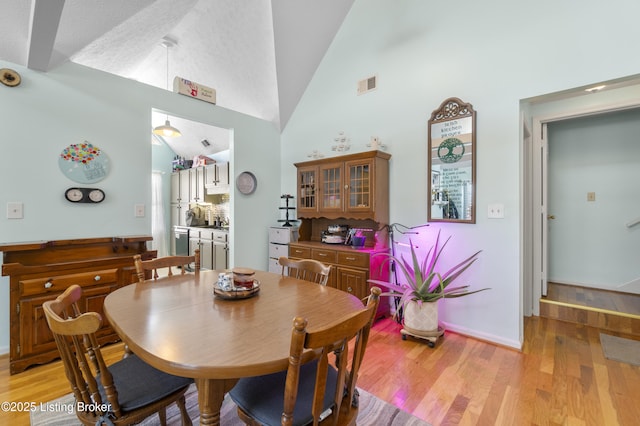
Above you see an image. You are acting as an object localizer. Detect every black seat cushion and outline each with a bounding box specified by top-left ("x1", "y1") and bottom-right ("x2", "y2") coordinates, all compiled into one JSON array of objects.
[
  {"x1": 96, "y1": 354, "x2": 193, "y2": 412},
  {"x1": 229, "y1": 359, "x2": 338, "y2": 426}
]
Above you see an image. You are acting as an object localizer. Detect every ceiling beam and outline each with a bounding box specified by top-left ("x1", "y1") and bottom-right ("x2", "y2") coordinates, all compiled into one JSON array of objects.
[{"x1": 27, "y1": 0, "x2": 66, "y2": 71}]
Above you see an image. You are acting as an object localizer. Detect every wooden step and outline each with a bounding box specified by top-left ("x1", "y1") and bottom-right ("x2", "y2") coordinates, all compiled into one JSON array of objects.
[{"x1": 540, "y1": 297, "x2": 640, "y2": 337}]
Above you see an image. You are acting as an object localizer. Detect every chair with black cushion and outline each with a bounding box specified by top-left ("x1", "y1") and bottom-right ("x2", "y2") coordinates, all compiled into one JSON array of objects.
[
  {"x1": 278, "y1": 256, "x2": 331, "y2": 286},
  {"x1": 134, "y1": 248, "x2": 200, "y2": 282},
  {"x1": 229, "y1": 286, "x2": 381, "y2": 426},
  {"x1": 42, "y1": 284, "x2": 193, "y2": 426}
]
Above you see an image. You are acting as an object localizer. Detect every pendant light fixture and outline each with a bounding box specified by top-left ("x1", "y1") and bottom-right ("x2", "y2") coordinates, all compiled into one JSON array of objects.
[{"x1": 153, "y1": 37, "x2": 181, "y2": 138}]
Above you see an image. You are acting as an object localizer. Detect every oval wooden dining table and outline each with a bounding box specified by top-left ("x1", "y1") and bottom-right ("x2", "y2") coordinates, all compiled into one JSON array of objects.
[{"x1": 103, "y1": 269, "x2": 365, "y2": 426}]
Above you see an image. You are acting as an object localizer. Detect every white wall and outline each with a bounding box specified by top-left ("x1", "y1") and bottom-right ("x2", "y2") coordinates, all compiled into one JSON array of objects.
[
  {"x1": 281, "y1": 0, "x2": 640, "y2": 348},
  {"x1": 0, "y1": 60, "x2": 281, "y2": 354},
  {"x1": 547, "y1": 109, "x2": 640, "y2": 288}
]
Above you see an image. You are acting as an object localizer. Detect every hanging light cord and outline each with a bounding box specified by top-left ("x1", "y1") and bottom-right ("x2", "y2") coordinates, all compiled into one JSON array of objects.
[{"x1": 165, "y1": 42, "x2": 169, "y2": 91}]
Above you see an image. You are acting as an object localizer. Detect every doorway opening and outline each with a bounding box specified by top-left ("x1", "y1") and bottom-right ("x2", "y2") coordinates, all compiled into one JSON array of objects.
[
  {"x1": 151, "y1": 111, "x2": 232, "y2": 258},
  {"x1": 522, "y1": 77, "x2": 640, "y2": 320}
]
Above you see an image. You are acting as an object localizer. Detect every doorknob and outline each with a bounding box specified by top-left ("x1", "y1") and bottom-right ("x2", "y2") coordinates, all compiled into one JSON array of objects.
[{"x1": 548, "y1": 215, "x2": 555, "y2": 220}]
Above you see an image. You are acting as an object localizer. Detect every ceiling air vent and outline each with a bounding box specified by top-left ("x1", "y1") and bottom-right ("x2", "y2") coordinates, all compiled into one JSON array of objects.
[{"x1": 357, "y1": 75, "x2": 377, "y2": 95}]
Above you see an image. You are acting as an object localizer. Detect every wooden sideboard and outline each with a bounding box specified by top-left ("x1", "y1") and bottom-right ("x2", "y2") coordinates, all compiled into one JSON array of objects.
[
  {"x1": 1, "y1": 236, "x2": 154, "y2": 374},
  {"x1": 289, "y1": 241, "x2": 390, "y2": 318}
]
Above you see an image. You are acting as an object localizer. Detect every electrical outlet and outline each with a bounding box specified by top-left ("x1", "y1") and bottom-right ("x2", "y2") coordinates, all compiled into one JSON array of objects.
[
  {"x1": 587, "y1": 192, "x2": 596, "y2": 202},
  {"x1": 7, "y1": 202, "x2": 23, "y2": 219},
  {"x1": 134, "y1": 204, "x2": 145, "y2": 217},
  {"x1": 488, "y1": 203, "x2": 504, "y2": 219}
]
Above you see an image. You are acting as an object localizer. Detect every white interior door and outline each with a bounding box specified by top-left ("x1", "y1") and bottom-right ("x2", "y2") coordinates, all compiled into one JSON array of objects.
[
  {"x1": 530, "y1": 119, "x2": 548, "y2": 316},
  {"x1": 540, "y1": 123, "x2": 549, "y2": 297}
]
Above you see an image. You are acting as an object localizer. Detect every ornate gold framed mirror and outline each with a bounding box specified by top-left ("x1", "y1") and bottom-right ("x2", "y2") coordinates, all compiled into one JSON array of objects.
[{"x1": 427, "y1": 97, "x2": 476, "y2": 223}]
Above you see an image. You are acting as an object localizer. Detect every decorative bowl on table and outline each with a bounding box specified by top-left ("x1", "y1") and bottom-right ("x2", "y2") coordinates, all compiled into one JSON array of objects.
[
  {"x1": 214, "y1": 268, "x2": 260, "y2": 299},
  {"x1": 214, "y1": 280, "x2": 260, "y2": 299}
]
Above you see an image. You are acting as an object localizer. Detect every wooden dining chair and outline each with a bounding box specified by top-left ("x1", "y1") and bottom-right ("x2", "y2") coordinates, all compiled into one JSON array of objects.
[
  {"x1": 42, "y1": 284, "x2": 193, "y2": 426},
  {"x1": 278, "y1": 256, "x2": 331, "y2": 286},
  {"x1": 134, "y1": 248, "x2": 200, "y2": 282},
  {"x1": 229, "y1": 286, "x2": 381, "y2": 426}
]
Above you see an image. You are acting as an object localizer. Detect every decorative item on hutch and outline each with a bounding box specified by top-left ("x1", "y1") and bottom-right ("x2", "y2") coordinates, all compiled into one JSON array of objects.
[
  {"x1": 331, "y1": 131, "x2": 350, "y2": 152},
  {"x1": 366, "y1": 136, "x2": 387, "y2": 150},
  {"x1": 307, "y1": 150, "x2": 324, "y2": 159}
]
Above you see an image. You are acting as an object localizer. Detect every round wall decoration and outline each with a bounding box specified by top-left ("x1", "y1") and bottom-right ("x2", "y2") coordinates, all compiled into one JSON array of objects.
[
  {"x1": 58, "y1": 142, "x2": 110, "y2": 184},
  {"x1": 236, "y1": 171, "x2": 257, "y2": 195},
  {"x1": 0, "y1": 68, "x2": 21, "y2": 87}
]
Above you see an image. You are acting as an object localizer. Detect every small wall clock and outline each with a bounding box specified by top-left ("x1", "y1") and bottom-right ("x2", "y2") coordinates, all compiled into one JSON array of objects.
[
  {"x1": 236, "y1": 171, "x2": 257, "y2": 195},
  {"x1": 65, "y1": 188, "x2": 105, "y2": 203}
]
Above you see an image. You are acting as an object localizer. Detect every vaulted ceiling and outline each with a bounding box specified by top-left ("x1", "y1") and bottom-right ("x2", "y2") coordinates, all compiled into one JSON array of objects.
[{"x1": 0, "y1": 0, "x2": 354, "y2": 158}]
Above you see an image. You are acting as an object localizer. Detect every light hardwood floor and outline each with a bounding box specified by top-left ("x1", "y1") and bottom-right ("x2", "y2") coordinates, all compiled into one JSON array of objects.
[{"x1": 2, "y1": 315, "x2": 639, "y2": 425}]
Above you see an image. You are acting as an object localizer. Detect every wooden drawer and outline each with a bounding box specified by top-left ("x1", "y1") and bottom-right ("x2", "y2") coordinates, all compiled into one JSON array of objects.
[
  {"x1": 269, "y1": 243, "x2": 289, "y2": 259},
  {"x1": 337, "y1": 251, "x2": 369, "y2": 269},
  {"x1": 289, "y1": 245, "x2": 311, "y2": 259},
  {"x1": 20, "y1": 269, "x2": 119, "y2": 298},
  {"x1": 312, "y1": 248, "x2": 338, "y2": 264}
]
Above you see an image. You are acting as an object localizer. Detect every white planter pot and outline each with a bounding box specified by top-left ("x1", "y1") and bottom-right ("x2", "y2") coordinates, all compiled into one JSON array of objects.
[{"x1": 403, "y1": 300, "x2": 439, "y2": 334}]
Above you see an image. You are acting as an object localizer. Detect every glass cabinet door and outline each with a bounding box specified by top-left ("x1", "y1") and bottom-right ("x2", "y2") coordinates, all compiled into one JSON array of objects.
[
  {"x1": 320, "y1": 164, "x2": 343, "y2": 212},
  {"x1": 297, "y1": 166, "x2": 317, "y2": 213},
  {"x1": 346, "y1": 159, "x2": 372, "y2": 211}
]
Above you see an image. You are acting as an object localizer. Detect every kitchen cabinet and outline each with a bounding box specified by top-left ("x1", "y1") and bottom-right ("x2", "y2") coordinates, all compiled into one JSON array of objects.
[
  {"x1": 170, "y1": 172, "x2": 182, "y2": 203},
  {"x1": 173, "y1": 167, "x2": 205, "y2": 204},
  {"x1": 170, "y1": 203, "x2": 188, "y2": 229},
  {"x1": 0, "y1": 236, "x2": 153, "y2": 374},
  {"x1": 189, "y1": 228, "x2": 228, "y2": 270},
  {"x1": 205, "y1": 163, "x2": 230, "y2": 194},
  {"x1": 171, "y1": 167, "x2": 209, "y2": 234},
  {"x1": 188, "y1": 167, "x2": 205, "y2": 202},
  {"x1": 294, "y1": 150, "x2": 390, "y2": 223},
  {"x1": 288, "y1": 241, "x2": 390, "y2": 318}
]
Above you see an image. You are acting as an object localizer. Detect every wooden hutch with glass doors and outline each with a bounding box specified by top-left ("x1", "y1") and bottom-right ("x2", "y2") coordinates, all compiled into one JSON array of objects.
[{"x1": 291, "y1": 150, "x2": 391, "y2": 317}]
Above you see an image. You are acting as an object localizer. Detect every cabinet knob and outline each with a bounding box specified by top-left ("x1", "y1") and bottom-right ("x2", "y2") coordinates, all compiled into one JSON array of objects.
[
  {"x1": 94, "y1": 275, "x2": 101, "y2": 281},
  {"x1": 44, "y1": 281, "x2": 53, "y2": 289},
  {"x1": 347, "y1": 286, "x2": 353, "y2": 293},
  {"x1": 344, "y1": 185, "x2": 349, "y2": 190}
]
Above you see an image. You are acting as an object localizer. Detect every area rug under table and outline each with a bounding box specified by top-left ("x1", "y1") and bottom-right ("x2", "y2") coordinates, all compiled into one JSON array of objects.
[
  {"x1": 600, "y1": 333, "x2": 640, "y2": 367},
  {"x1": 31, "y1": 383, "x2": 431, "y2": 425}
]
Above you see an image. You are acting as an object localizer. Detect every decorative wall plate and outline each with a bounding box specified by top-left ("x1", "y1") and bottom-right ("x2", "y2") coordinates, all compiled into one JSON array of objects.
[
  {"x1": 236, "y1": 171, "x2": 257, "y2": 195},
  {"x1": 0, "y1": 68, "x2": 21, "y2": 87},
  {"x1": 58, "y1": 142, "x2": 110, "y2": 184}
]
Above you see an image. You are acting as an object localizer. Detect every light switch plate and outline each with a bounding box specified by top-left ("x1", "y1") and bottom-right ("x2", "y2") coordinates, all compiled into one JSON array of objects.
[
  {"x1": 134, "y1": 204, "x2": 145, "y2": 217},
  {"x1": 488, "y1": 203, "x2": 504, "y2": 219},
  {"x1": 7, "y1": 202, "x2": 23, "y2": 219}
]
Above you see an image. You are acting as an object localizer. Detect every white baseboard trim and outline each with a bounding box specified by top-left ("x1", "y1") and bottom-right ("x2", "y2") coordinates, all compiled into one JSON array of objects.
[
  {"x1": 440, "y1": 321, "x2": 522, "y2": 351},
  {"x1": 0, "y1": 346, "x2": 9, "y2": 356}
]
